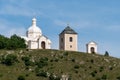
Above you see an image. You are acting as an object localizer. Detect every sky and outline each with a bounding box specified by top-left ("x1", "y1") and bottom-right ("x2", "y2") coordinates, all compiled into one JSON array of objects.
[{"x1": 0, "y1": 0, "x2": 120, "y2": 58}]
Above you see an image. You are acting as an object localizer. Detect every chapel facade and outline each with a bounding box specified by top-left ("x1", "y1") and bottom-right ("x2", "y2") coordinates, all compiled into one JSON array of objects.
[
  {"x1": 22, "y1": 18, "x2": 51, "y2": 49},
  {"x1": 59, "y1": 25, "x2": 78, "y2": 51},
  {"x1": 86, "y1": 41, "x2": 97, "y2": 53}
]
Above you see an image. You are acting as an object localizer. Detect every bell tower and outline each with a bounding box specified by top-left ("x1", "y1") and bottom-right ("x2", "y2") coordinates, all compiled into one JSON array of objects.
[{"x1": 59, "y1": 25, "x2": 78, "y2": 51}]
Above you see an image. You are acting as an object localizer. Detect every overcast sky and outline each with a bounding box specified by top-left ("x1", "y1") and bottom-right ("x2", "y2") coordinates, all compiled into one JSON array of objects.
[{"x1": 0, "y1": 0, "x2": 120, "y2": 58}]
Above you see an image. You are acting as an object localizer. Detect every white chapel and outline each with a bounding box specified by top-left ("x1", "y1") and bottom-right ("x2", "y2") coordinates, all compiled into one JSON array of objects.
[
  {"x1": 86, "y1": 41, "x2": 97, "y2": 53},
  {"x1": 22, "y1": 18, "x2": 51, "y2": 49}
]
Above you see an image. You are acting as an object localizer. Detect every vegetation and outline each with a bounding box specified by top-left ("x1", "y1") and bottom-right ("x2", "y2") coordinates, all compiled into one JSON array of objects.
[
  {"x1": 1, "y1": 54, "x2": 18, "y2": 66},
  {"x1": 0, "y1": 34, "x2": 26, "y2": 50},
  {"x1": 104, "y1": 51, "x2": 109, "y2": 56},
  {"x1": 17, "y1": 75, "x2": 25, "y2": 80},
  {"x1": 0, "y1": 49, "x2": 119, "y2": 80}
]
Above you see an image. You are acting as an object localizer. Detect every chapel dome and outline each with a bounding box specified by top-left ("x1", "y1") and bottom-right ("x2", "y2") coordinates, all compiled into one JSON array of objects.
[{"x1": 28, "y1": 18, "x2": 42, "y2": 34}]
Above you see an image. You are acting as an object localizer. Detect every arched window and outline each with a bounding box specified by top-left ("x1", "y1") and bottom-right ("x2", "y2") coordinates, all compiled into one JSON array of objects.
[
  {"x1": 69, "y1": 37, "x2": 73, "y2": 42},
  {"x1": 91, "y1": 47, "x2": 95, "y2": 53},
  {"x1": 41, "y1": 41, "x2": 46, "y2": 49}
]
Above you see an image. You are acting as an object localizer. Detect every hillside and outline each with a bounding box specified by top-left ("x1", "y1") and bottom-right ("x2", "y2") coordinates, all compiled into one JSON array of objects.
[{"x1": 0, "y1": 49, "x2": 120, "y2": 80}]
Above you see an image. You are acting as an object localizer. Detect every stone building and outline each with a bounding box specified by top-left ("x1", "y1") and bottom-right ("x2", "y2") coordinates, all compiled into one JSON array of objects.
[
  {"x1": 22, "y1": 18, "x2": 51, "y2": 49},
  {"x1": 86, "y1": 41, "x2": 97, "y2": 53},
  {"x1": 59, "y1": 25, "x2": 78, "y2": 51}
]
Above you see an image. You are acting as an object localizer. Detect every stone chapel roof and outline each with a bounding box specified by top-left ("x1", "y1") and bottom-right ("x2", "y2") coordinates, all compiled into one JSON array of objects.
[
  {"x1": 60, "y1": 26, "x2": 77, "y2": 35},
  {"x1": 86, "y1": 41, "x2": 97, "y2": 45}
]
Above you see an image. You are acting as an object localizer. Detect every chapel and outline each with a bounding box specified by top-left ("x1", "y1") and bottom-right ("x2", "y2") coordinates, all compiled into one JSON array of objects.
[
  {"x1": 22, "y1": 18, "x2": 51, "y2": 49},
  {"x1": 86, "y1": 41, "x2": 97, "y2": 53}
]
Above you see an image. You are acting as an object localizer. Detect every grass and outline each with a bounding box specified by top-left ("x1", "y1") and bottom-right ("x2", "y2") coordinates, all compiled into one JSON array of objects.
[{"x1": 0, "y1": 49, "x2": 120, "y2": 80}]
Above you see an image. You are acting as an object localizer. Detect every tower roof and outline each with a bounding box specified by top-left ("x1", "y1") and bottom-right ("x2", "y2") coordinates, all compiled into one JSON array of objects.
[{"x1": 60, "y1": 26, "x2": 77, "y2": 35}]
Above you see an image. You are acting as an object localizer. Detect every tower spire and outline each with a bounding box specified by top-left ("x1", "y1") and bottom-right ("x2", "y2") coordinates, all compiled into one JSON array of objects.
[{"x1": 32, "y1": 18, "x2": 36, "y2": 26}]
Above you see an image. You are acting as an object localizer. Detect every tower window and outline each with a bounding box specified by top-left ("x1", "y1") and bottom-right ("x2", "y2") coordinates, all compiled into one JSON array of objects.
[
  {"x1": 70, "y1": 45, "x2": 72, "y2": 48},
  {"x1": 69, "y1": 37, "x2": 73, "y2": 42}
]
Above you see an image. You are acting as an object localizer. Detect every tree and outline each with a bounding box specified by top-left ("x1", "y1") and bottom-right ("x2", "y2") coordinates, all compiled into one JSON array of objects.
[
  {"x1": 0, "y1": 34, "x2": 26, "y2": 50},
  {"x1": 104, "y1": 51, "x2": 109, "y2": 56},
  {"x1": 8, "y1": 34, "x2": 26, "y2": 49},
  {"x1": 0, "y1": 35, "x2": 8, "y2": 49}
]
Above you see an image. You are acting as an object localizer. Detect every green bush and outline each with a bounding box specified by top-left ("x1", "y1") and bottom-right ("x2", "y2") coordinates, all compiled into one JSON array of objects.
[
  {"x1": 99, "y1": 66, "x2": 104, "y2": 72},
  {"x1": 71, "y1": 58, "x2": 75, "y2": 62},
  {"x1": 104, "y1": 51, "x2": 109, "y2": 56},
  {"x1": 101, "y1": 74, "x2": 107, "y2": 80},
  {"x1": 49, "y1": 73, "x2": 60, "y2": 80},
  {"x1": 2, "y1": 54, "x2": 17, "y2": 66},
  {"x1": 0, "y1": 74, "x2": 3, "y2": 77},
  {"x1": 116, "y1": 76, "x2": 120, "y2": 80},
  {"x1": 17, "y1": 75, "x2": 25, "y2": 80},
  {"x1": 36, "y1": 70, "x2": 47, "y2": 78},
  {"x1": 22, "y1": 56, "x2": 34, "y2": 66},
  {"x1": 36, "y1": 57, "x2": 48, "y2": 68},
  {"x1": 74, "y1": 65, "x2": 79, "y2": 69},
  {"x1": 90, "y1": 59, "x2": 94, "y2": 63},
  {"x1": 54, "y1": 58, "x2": 59, "y2": 62},
  {"x1": 90, "y1": 72, "x2": 95, "y2": 77},
  {"x1": 90, "y1": 70, "x2": 97, "y2": 77},
  {"x1": 63, "y1": 52, "x2": 68, "y2": 56}
]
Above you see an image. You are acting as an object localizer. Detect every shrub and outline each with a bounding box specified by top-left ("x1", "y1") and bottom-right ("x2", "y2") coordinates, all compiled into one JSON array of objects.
[
  {"x1": 109, "y1": 66, "x2": 113, "y2": 70},
  {"x1": 49, "y1": 73, "x2": 60, "y2": 80},
  {"x1": 36, "y1": 70, "x2": 47, "y2": 78},
  {"x1": 63, "y1": 52, "x2": 68, "y2": 56},
  {"x1": 0, "y1": 74, "x2": 3, "y2": 77},
  {"x1": 101, "y1": 74, "x2": 107, "y2": 80},
  {"x1": 17, "y1": 75, "x2": 25, "y2": 80},
  {"x1": 104, "y1": 51, "x2": 109, "y2": 56},
  {"x1": 75, "y1": 70, "x2": 78, "y2": 74},
  {"x1": 89, "y1": 66, "x2": 92, "y2": 69},
  {"x1": 54, "y1": 58, "x2": 59, "y2": 62},
  {"x1": 99, "y1": 66, "x2": 104, "y2": 72},
  {"x1": 96, "y1": 77, "x2": 101, "y2": 80},
  {"x1": 36, "y1": 57, "x2": 48, "y2": 68},
  {"x1": 71, "y1": 58, "x2": 75, "y2": 62},
  {"x1": 90, "y1": 72, "x2": 96, "y2": 77},
  {"x1": 116, "y1": 76, "x2": 120, "y2": 80},
  {"x1": 2, "y1": 54, "x2": 17, "y2": 66},
  {"x1": 90, "y1": 70, "x2": 97, "y2": 77},
  {"x1": 74, "y1": 65, "x2": 79, "y2": 69},
  {"x1": 90, "y1": 59, "x2": 94, "y2": 63},
  {"x1": 22, "y1": 56, "x2": 33, "y2": 66}
]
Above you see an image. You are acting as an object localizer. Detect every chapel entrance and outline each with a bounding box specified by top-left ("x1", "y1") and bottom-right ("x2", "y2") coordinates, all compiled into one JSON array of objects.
[
  {"x1": 91, "y1": 47, "x2": 95, "y2": 53},
  {"x1": 41, "y1": 41, "x2": 46, "y2": 49}
]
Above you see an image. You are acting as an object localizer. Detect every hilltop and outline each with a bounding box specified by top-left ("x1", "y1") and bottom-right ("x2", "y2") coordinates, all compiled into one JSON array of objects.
[{"x1": 0, "y1": 49, "x2": 120, "y2": 80}]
